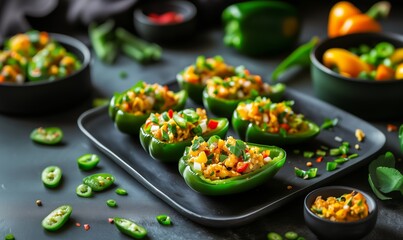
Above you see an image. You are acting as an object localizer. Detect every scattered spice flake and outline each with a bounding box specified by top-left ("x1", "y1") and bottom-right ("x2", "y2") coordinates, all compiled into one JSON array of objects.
[
  {"x1": 355, "y1": 144, "x2": 360, "y2": 150},
  {"x1": 108, "y1": 218, "x2": 114, "y2": 224},
  {"x1": 316, "y1": 156, "x2": 323, "y2": 163},
  {"x1": 334, "y1": 136, "x2": 343, "y2": 142},
  {"x1": 387, "y1": 124, "x2": 397, "y2": 132},
  {"x1": 35, "y1": 199, "x2": 42, "y2": 206},
  {"x1": 84, "y1": 224, "x2": 90, "y2": 231},
  {"x1": 306, "y1": 161, "x2": 313, "y2": 167},
  {"x1": 287, "y1": 185, "x2": 293, "y2": 190},
  {"x1": 76, "y1": 222, "x2": 81, "y2": 227},
  {"x1": 355, "y1": 129, "x2": 365, "y2": 142}
]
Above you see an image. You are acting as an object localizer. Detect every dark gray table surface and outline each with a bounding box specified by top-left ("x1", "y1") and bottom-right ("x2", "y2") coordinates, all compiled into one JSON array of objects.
[{"x1": 1, "y1": 2, "x2": 402, "y2": 239}]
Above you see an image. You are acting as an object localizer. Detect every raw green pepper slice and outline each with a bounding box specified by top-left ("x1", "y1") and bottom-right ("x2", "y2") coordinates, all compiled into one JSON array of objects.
[
  {"x1": 82, "y1": 173, "x2": 115, "y2": 192},
  {"x1": 30, "y1": 127, "x2": 63, "y2": 145},
  {"x1": 41, "y1": 166, "x2": 62, "y2": 188},
  {"x1": 108, "y1": 81, "x2": 187, "y2": 135},
  {"x1": 139, "y1": 109, "x2": 229, "y2": 163},
  {"x1": 77, "y1": 153, "x2": 100, "y2": 171},
  {"x1": 202, "y1": 82, "x2": 285, "y2": 119},
  {"x1": 41, "y1": 205, "x2": 72, "y2": 231},
  {"x1": 178, "y1": 136, "x2": 286, "y2": 195},
  {"x1": 156, "y1": 214, "x2": 172, "y2": 225},
  {"x1": 76, "y1": 184, "x2": 93, "y2": 198},
  {"x1": 222, "y1": 1, "x2": 300, "y2": 56},
  {"x1": 114, "y1": 217, "x2": 147, "y2": 239}
]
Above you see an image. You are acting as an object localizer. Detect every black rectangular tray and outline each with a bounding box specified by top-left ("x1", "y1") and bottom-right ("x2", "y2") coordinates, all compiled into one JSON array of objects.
[{"x1": 77, "y1": 84, "x2": 385, "y2": 227}]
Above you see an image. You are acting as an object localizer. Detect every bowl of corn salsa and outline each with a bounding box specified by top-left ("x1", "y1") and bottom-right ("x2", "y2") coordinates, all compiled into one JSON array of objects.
[
  {"x1": 304, "y1": 186, "x2": 378, "y2": 240},
  {"x1": 311, "y1": 32, "x2": 403, "y2": 120},
  {"x1": 0, "y1": 31, "x2": 91, "y2": 115}
]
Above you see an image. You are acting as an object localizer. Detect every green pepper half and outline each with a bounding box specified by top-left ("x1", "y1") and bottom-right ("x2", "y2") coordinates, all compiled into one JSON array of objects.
[
  {"x1": 178, "y1": 138, "x2": 286, "y2": 195},
  {"x1": 41, "y1": 205, "x2": 72, "y2": 231},
  {"x1": 232, "y1": 110, "x2": 320, "y2": 146},
  {"x1": 176, "y1": 72, "x2": 205, "y2": 105},
  {"x1": 114, "y1": 217, "x2": 147, "y2": 239},
  {"x1": 140, "y1": 116, "x2": 229, "y2": 163},
  {"x1": 202, "y1": 83, "x2": 285, "y2": 119},
  {"x1": 108, "y1": 82, "x2": 188, "y2": 135}
]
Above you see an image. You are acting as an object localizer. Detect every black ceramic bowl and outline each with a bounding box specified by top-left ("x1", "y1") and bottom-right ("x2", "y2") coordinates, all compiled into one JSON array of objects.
[
  {"x1": 304, "y1": 186, "x2": 378, "y2": 240},
  {"x1": 311, "y1": 32, "x2": 403, "y2": 120},
  {"x1": 133, "y1": 0, "x2": 197, "y2": 43},
  {"x1": 0, "y1": 33, "x2": 91, "y2": 115}
]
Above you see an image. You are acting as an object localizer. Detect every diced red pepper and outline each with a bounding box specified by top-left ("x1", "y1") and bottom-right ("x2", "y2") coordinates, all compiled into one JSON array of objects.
[
  {"x1": 387, "y1": 124, "x2": 397, "y2": 132},
  {"x1": 208, "y1": 120, "x2": 219, "y2": 129},
  {"x1": 280, "y1": 123, "x2": 290, "y2": 131},
  {"x1": 84, "y1": 224, "x2": 90, "y2": 231},
  {"x1": 236, "y1": 162, "x2": 249, "y2": 173},
  {"x1": 168, "y1": 109, "x2": 173, "y2": 118},
  {"x1": 316, "y1": 156, "x2": 323, "y2": 163},
  {"x1": 148, "y1": 12, "x2": 184, "y2": 24}
]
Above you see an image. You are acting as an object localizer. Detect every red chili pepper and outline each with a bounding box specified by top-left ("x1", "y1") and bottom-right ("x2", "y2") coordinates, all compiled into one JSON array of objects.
[
  {"x1": 148, "y1": 11, "x2": 184, "y2": 24},
  {"x1": 207, "y1": 120, "x2": 219, "y2": 129},
  {"x1": 280, "y1": 123, "x2": 290, "y2": 131},
  {"x1": 236, "y1": 162, "x2": 249, "y2": 173},
  {"x1": 316, "y1": 156, "x2": 323, "y2": 163},
  {"x1": 168, "y1": 109, "x2": 173, "y2": 118}
]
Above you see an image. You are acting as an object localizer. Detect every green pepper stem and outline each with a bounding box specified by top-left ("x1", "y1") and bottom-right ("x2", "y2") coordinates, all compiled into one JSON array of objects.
[
  {"x1": 366, "y1": 1, "x2": 391, "y2": 19},
  {"x1": 271, "y1": 36, "x2": 319, "y2": 82}
]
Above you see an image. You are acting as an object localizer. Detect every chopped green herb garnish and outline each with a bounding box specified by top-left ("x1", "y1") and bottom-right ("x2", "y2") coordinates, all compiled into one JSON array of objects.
[
  {"x1": 326, "y1": 162, "x2": 338, "y2": 171},
  {"x1": 303, "y1": 151, "x2": 314, "y2": 158},
  {"x1": 321, "y1": 118, "x2": 338, "y2": 129}
]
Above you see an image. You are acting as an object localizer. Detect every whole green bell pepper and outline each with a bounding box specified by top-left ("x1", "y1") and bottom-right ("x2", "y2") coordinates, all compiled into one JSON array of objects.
[
  {"x1": 178, "y1": 136, "x2": 286, "y2": 195},
  {"x1": 109, "y1": 81, "x2": 187, "y2": 135},
  {"x1": 222, "y1": 1, "x2": 301, "y2": 56},
  {"x1": 202, "y1": 80, "x2": 285, "y2": 119},
  {"x1": 140, "y1": 108, "x2": 229, "y2": 162},
  {"x1": 232, "y1": 98, "x2": 320, "y2": 145}
]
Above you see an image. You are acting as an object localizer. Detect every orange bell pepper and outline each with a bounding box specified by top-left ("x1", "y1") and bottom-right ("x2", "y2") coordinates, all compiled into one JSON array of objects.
[
  {"x1": 328, "y1": 1, "x2": 390, "y2": 38},
  {"x1": 375, "y1": 64, "x2": 395, "y2": 80},
  {"x1": 323, "y1": 48, "x2": 371, "y2": 78}
]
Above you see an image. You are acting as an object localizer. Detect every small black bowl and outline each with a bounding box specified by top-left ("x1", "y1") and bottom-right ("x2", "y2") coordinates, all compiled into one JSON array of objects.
[
  {"x1": 133, "y1": 0, "x2": 197, "y2": 43},
  {"x1": 311, "y1": 32, "x2": 403, "y2": 120},
  {"x1": 304, "y1": 186, "x2": 378, "y2": 240},
  {"x1": 0, "y1": 33, "x2": 91, "y2": 115}
]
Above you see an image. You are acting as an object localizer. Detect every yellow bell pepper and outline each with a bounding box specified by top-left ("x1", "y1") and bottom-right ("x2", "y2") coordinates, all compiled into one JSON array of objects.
[
  {"x1": 395, "y1": 63, "x2": 403, "y2": 79},
  {"x1": 323, "y1": 48, "x2": 371, "y2": 78}
]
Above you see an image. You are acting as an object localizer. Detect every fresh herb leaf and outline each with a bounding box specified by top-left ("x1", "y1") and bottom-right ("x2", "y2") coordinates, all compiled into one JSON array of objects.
[
  {"x1": 279, "y1": 128, "x2": 287, "y2": 137},
  {"x1": 321, "y1": 118, "x2": 338, "y2": 129},
  {"x1": 369, "y1": 151, "x2": 395, "y2": 188},
  {"x1": 161, "y1": 130, "x2": 169, "y2": 141},
  {"x1": 368, "y1": 174, "x2": 392, "y2": 200},
  {"x1": 191, "y1": 137, "x2": 204, "y2": 151},
  {"x1": 192, "y1": 125, "x2": 203, "y2": 136},
  {"x1": 219, "y1": 154, "x2": 227, "y2": 162},
  {"x1": 376, "y1": 167, "x2": 403, "y2": 194}
]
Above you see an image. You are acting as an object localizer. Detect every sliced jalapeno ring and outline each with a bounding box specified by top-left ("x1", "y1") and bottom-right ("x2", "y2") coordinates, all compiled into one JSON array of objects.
[
  {"x1": 41, "y1": 166, "x2": 62, "y2": 188},
  {"x1": 156, "y1": 214, "x2": 172, "y2": 225},
  {"x1": 77, "y1": 154, "x2": 100, "y2": 171},
  {"x1": 76, "y1": 184, "x2": 93, "y2": 198},
  {"x1": 115, "y1": 188, "x2": 128, "y2": 195},
  {"x1": 106, "y1": 199, "x2": 117, "y2": 207},
  {"x1": 82, "y1": 173, "x2": 115, "y2": 192},
  {"x1": 30, "y1": 127, "x2": 63, "y2": 145},
  {"x1": 114, "y1": 217, "x2": 147, "y2": 239},
  {"x1": 41, "y1": 205, "x2": 72, "y2": 231}
]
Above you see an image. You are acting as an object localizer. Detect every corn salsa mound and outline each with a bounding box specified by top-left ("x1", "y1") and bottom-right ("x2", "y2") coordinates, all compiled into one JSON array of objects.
[
  {"x1": 206, "y1": 66, "x2": 272, "y2": 100},
  {"x1": 181, "y1": 55, "x2": 235, "y2": 85},
  {"x1": 143, "y1": 108, "x2": 220, "y2": 143},
  {"x1": 236, "y1": 97, "x2": 310, "y2": 135},
  {"x1": 185, "y1": 136, "x2": 274, "y2": 180},
  {"x1": 0, "y1": 51, "x2": 26, "y2": 83},
  {"x1": 311, "y1": 191, "x2": 369, "y2": 222},
  {"x1": 7, "y1": 31, "x2": 51, "y2": 58},
  {"x1": 115, "y1": 82, "x2": 179, "y2": 116}
]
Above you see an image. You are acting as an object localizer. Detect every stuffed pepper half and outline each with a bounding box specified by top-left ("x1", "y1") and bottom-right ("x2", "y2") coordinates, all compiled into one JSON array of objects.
[
  {"x1": 177, "y1": 55, "x2": 235, "y2": 104},
  {"x1": 232, "y1": 97, "x2": 320, "y2": 145},
  {"x1": 179, "y1": 135, "x2": 286, "y2": 195},
  {"x1": 203, "y1": 66, "x2": 285, "y2": 119},
  {"x1": 140, "y1": 108, "x2": 229, "y2": 162},
  {"x1": 109, "y1": 81, "x2": 187, "y2": 135}
]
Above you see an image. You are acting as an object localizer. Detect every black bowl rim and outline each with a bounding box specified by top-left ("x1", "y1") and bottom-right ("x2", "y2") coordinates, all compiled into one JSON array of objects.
[
  {"x1": 0, "y1": 33, "x2": 91, "y2": 88},
  {"x1": 304, "y1": 185, "x2": 378, "y2": 225},
  {"x1": 310, "y1": 32, "x2": 403, "y2": 85},
  {"x1": 134, "y1": 0, "x2": 197, "y2": 26}
]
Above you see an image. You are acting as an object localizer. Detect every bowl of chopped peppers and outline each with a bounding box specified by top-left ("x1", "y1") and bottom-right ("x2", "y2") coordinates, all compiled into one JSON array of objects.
[
  {"x1": 311, "y1": 32, "x2": 403, "y2": 120},
  {"x1": 0, "y1": 30, "x2": 91, "y2": 115},
  {"x1": 304, "y1": 186, "x2": 378, "y2": 240}
]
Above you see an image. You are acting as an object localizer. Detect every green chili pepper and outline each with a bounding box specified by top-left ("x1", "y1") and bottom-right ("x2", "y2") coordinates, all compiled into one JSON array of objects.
[
  {"x1": 295, "y1": 167, "x2": 317, "y2": 179},
  {"x1": 41, "y1": 205, "x2": 72, "y2": 231},
  {"x1": 156, "y1": 214, "x2": 172, "y2": 225},
  {"x1": 326, "y1": 162, "x2": 338, "y2": 171},
  {"x1": 106, "y1": 199, "x2": 117, "y2": 207},
  {"x1": 41, "y1": 166, "x2": 62, "y2": 188},
  {"x1": 108, "y1": 81, "x2": 187, "y2": 135},
  {"x1": 334, "y1": 157, "x2": 349, "y2": 164},
  {"x1": 178, "y1": 136, "x2": 286, "y2": 195},
  {"x1": 82, "y1": 173, "x2": 115, "y2": 192},
  {"x1": 114, "y1": 217, "x2": 147, "y2": 239},
  {"x1": 30, "y1": 127, "x2": 63, "y2": 145},
  {"x1": 140, "y1": 110, "x2": 229, "y2": 163},
  {"x1": 89, "y1": 19, "x2": 118, "y2": 64},
  {"x1": 76, "y1": 184, "x2": 93, "y2": 198},
  {"x1": 267, "y1": 232, "x2": 283, "y2": 240},
  {"x1": 271, "y1": 37, "x2": 319, "y2": 81},
  {"x1": 115, "y1": 188, "x2": 128, "y2": 195},
  {"x1": 203, "y1": 83, "x2": 286, "y2": 119},
  {"x1": 77, "y1": 153, "x2": 100, "y2": 171},
  {"x1": 222, "y1": 1, "x2": 300, "y2": 56}
]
